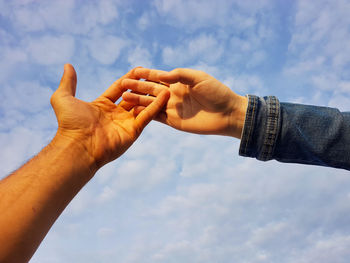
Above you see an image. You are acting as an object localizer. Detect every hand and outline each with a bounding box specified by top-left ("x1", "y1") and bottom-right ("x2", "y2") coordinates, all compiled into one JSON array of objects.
[
  {"x1": 50, "y1": 64, "x2": 170, "y2": 169},
  {"x1": 121, "y1": 68, "x2": 248, "y2": 138}
]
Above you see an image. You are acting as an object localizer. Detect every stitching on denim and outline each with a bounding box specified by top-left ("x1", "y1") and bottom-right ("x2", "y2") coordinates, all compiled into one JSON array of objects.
[
  {"x1": 240, "y1": 98, "x2": 251, "y2": 155},
  {"x1": 260, "y1": 96, "x2": 279, "y2": 161},
  {"x1": 269, "y1": 97, "x2": 278, "y2": 159},
  {"x1": 244, "y1": 96, "x2": 257, "y2": 154},
  {"x1": 239, "y1": 95, "x2": 257, "y2": 156},
  {"x1": 266, "y1": 97, "x2": 274, "y2": 159},
  {"x1": 272, "y1": 98, "x2": 280, "y2": 158}
]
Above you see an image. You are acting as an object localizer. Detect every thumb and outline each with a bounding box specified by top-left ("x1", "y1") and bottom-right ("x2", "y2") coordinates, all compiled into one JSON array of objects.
[{"x1": 57, "y1": 63, "x2": 77, "y2": 97}]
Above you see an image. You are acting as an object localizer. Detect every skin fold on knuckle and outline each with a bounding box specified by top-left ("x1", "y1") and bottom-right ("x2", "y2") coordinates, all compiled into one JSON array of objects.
[{"x1": 50, "y1": 92, "x2": 60, "y2": 108}]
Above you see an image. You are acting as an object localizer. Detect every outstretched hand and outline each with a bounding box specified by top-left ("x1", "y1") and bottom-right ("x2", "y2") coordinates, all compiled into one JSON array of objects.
[
  {"x1": 121, "y1": 68, "x2": 247, "y2": 138},
  {"x1": 51, "y1": 64, "x2": 170, "y2": 169}
]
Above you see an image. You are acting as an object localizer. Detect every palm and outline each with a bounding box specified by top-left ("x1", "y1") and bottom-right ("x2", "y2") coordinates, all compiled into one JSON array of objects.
[
  {"x1": 165, "y1": 79, "x2": 235, "y2": 134},
  {"x1": 54, "y1": 96, "x2": 139, "y2": 166},
  {"x1": 51, "y1": 64, "x2": 169, "y2": 169}
]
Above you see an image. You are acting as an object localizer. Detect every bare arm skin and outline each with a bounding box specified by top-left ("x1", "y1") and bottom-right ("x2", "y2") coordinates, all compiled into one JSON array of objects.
[
  {"x1": 121, "y1": 68, "x2": 248, "y2": 139},
  {"x1": 0, "y1": 64, "x2": 170, "y2": 263}
]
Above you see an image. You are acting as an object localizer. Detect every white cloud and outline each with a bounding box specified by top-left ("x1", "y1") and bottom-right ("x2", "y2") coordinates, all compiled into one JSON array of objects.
[
  {"x1": 131, "y1": 162, "x2": 350, "y2": 262},
  {"x1": 2, "y1": 1, "x2": 350, "y2": 262},
  {"x1": 2, "y1": 47, "x2": 27, "y2": 63},
  {"x1": 0, "y1": 126, "x2": 51, "y2": 176},
  {"x1": 339, "y1": 81, "x2": 350, "y2": 93},
  {"x1": 95, "y1": 155, "x2": 173, "y2": 203},
  {"x1": 97, "y1": 227, "x2": 115, "y2": 239},
  {"x1": 284, "y1": 57, "x2": 326, "y2": 76},
  {"x1": 88, "y1": 35, "x2": 128, "y2": 65},
  {"x1": 153, "y1": 0, "x2": 270, "y2": 30},
  {"x1": 162, "y1": 34, "x2": 223, "y2": 66},
  {"x1": 97, "y1": 185, "x2": 116, "y2": 203},
  {"x1": 11, "y1": 0, "x2": 75, "y2": 32},
  {"x1": 328, "y1": 94, "x2": 350, "y2": 111},
  {"x1": 0, "y1": 46, "x2": 28, "y2": 83},
  {"x1": 95, "y1": 0, "x2": 120, "y2": 25},
  {"x1": 0, "y1": 81, "x2": 55, "y2": 135},
  {"x1": 285, "y1": 0, "x2": 350, "y2": 103},
  {"x1": 1, "y1": 0, "x2": 120, "y2": 34},
  {"x1": 227, "y1": 25, "x2": 273, "y2": 69},
  {"x1": 0, "y1": 81, "x2": 52, "y2": 113},
  {"x1": 128, "y1": 46, "x2": 153, "y2": 68},
  {"x1": 26, "y1": 35, "x2": 75, "y2": 65},
  {"x1": 137, "y1": 12, "x2": 152, "y2": 31},
  {"x1": 65, "y1": 186, "x2": 96, "y2": 216},
  {"x1": 296, "y1": 235, "x2": 350, "y2": 263},
  {"x1": 0, "y1": 80, "x2": 57, "y2": 177},
  {"x1": 222, "y1": 74, "x2": 264, "y2": 95}
]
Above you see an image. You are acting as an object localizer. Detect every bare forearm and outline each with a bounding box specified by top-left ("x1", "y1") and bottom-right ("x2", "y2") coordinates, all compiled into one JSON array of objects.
[
  {"x1": 0, "y1": 63, "x2": 168, "y2": 263},
  {"x1": 0, "y1": 135, "x2": 96, "y2": 263}
]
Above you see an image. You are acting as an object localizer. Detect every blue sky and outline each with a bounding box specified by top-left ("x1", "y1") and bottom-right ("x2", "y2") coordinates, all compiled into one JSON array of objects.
[{"x1": 1, "y1": 0, "x2": 350, "y2": 262}]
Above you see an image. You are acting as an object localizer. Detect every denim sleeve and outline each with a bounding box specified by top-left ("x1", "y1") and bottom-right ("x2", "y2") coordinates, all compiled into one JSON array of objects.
[{"x1": 239, "y1": 95, "x2": 350, "y2": 170}]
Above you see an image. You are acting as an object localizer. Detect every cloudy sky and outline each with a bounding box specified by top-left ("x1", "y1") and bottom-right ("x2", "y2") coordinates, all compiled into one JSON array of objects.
[{"x1": 1, "y1": 0, "x2": 350, "y2": 262}]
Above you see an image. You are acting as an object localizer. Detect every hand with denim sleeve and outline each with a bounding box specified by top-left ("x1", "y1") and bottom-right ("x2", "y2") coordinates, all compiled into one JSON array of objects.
[
  {"x1": 0, "y1": 64, "x2": 169, "y2": 263},
  {"x1": 121, "y1": 68, "x2": 248, "y2": 139}
]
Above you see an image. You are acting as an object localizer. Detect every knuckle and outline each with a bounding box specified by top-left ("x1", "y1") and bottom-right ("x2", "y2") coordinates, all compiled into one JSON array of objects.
[
  {"x1": 130, "y1": 67, "x2": 138, "y2": 75},
  {"x1": 129, "y1": 67, "x2": 142, "y2": 78},
  {"x1": 50, "y1": 92, "x2": 59, "y2": 107},
  {"x1": 173, "y1": 68, "x2": 183, "y2": 74}
]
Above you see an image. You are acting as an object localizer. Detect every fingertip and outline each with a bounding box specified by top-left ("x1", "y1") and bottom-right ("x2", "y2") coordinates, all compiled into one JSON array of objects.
[
  {"x1": 121, "y1": 91, "x2": 131, "y2": 100},
  {"x1": 160, "y1": 89, "x2": 170, "y2": 100},
  {"x1": 153, "y1": 89, "x2": 170, "y2": 109},
  {"x1": 64, "y1": 63, "x2": 73, "y2": 70},
  {"x1": 58, "y1": 63, "x2": 77, "y2": 97},
  {"x1": 129, "y1": 66, "x2": 143, "y2": 77},
  {"x1": 63, "y1": 64, "x2": 76, "y2": 76},
  {"x1": 135, "y1": 90, "x2": 168, "y2": 127},
  {"x1": 119, "y1": 100, "x2": 135, "y2": 111},
  {"x1": 133, "y1": 67, "x2": 152, "y2": 77},
  {"x1": 62, "y1": 63, "x2": 76, "y2": 79},
  {"x1": 133, "y1": 67, "x2": 146, "y2": 78}
]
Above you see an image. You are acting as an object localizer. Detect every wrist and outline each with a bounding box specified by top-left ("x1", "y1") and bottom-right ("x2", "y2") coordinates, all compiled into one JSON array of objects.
[
  {"x1": 50, "y1": 133, "x2": 99, "y2": 176},
  {"x1": 226, "y1": 94, "x2": 248, "y2": 139}
]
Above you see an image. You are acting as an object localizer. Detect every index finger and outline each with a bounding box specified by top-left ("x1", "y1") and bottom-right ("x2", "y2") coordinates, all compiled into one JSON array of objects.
[{"x1": 99, "y1": 67, "x2": 142, "y2": 103}]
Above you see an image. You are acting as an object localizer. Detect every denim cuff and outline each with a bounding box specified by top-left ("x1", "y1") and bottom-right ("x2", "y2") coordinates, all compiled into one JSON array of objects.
[{"x1": 239, "y1": 95, "x2": 281, "y2": 161}]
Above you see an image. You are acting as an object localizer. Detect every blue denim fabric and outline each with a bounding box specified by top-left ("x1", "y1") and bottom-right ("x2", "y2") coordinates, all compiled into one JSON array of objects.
[{"x1": 239, "y1": 95, "x2": 350, "y2": 170}]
